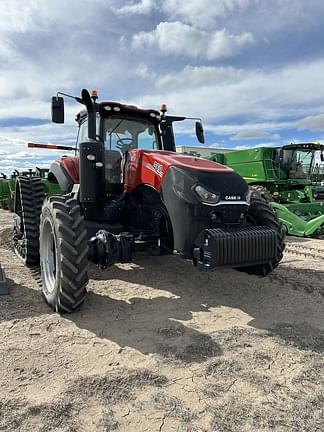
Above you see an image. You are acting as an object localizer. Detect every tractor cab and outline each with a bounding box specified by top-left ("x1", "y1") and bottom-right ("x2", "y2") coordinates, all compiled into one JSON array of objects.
[{"x1": 75, "y1": 102, "x2": 163, "y2": 195}]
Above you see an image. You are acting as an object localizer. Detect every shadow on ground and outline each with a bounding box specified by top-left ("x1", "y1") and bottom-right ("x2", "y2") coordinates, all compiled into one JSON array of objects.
[
  {"x1": 1, "y1": 252, "x2": 324, "y2": 358},
  {"x1": 67, "y1": 255, "x2": 324, "y2": 357},
  {"x1": 0, "y1": 277, "x2": 48, "y2": 321}
]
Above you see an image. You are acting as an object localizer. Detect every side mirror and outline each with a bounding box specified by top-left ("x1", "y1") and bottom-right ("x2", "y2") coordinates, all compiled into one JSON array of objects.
[
  {"x1": 321, "y1": 152, "x2": 324, "y2": 162},
  {"x1": 195, "y1": 121, "x2": 205, "y2": 144},
  {"x1": 51, "y1": 96, "x2": 64, "y2": 123}
]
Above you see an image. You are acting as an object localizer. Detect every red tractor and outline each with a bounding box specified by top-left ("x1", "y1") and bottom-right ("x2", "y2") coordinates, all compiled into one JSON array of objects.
[{"x1": 13, "y1": 89, "x2": 284, "y2": 313}]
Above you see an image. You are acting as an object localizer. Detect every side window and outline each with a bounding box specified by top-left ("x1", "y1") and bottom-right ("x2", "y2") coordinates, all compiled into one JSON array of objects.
[
  {"x1": 76, "y1": 120, "x2": 88, "y2": 147},
  {"x1": 77, "y1": 115, "x2": 100, "y2": 146},
  {"x1": 137, "y1": 127, "x2": 157, "y2": 150}
]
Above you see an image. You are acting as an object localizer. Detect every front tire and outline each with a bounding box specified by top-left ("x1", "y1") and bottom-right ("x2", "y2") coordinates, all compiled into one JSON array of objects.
[
  {"x1": 40, "y1": 196, "x2": 89, "y2": 313},
  {"x1": 237, "y1": 197, "x2": 285, "y2": 276}
]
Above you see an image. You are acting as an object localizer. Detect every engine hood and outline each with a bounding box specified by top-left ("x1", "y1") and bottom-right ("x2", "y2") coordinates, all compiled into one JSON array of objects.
[{"x1": 141, "y1": 150, "x2": 233, "y2": 173}]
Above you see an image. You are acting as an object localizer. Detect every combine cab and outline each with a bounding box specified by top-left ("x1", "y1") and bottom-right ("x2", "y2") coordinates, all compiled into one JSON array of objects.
[
  {"x1": 209, "y1": 143, "x2": 324, "y2": 237},
  {"x1": 13, "y1": 89, "x2": 284, "y2": 313}
]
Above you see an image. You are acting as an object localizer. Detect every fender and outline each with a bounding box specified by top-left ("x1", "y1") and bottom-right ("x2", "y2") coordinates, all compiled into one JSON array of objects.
[{"x1": 48, "y1": 157, "x2": 80, "y2": 193}]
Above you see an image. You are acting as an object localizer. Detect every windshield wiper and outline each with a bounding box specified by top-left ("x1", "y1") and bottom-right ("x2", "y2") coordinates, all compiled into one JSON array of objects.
[{"x1": 108, "y1": 119, "x2": 125, "y2": 137}]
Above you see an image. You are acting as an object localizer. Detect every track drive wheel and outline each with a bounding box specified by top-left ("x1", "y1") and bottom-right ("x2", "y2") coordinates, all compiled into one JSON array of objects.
[
  {"x1": 39, "y1": 195, "x2": 89, "y2": 313},
  {"x1": 13, "y1": 176, "x2": 44, "y2": 265},
  {"x1": 237, "y1": 197, "x2": 285, "y2": 276}
]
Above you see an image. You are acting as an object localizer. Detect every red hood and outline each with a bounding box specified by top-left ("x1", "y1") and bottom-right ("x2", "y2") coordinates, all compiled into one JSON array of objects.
[{"x1": 140, "y1": 150, "x2": 232, "y2": 173}]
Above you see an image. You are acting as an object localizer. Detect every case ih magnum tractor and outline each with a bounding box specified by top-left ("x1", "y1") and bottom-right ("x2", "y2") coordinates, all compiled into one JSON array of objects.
[{"x1": 13, "y1": 89, "x2": 284, "y2": 313}]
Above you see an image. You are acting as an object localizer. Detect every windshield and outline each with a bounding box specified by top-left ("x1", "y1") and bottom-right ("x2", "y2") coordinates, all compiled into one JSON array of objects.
[
  {"x1": 281, "y1": 149, "x2": 314, "y2": 178},
  {"x1": 103, "y1": 116, "x2": 158, "y2": 153}
]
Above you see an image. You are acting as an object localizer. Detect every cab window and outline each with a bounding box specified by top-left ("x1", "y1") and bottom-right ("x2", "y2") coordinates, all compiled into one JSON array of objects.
[{"x1": 103, "y1": 116, "x2": 158, "y2": 152}]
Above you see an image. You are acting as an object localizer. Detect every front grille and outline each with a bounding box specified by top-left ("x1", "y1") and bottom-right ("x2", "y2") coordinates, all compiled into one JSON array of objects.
[{"x1": 193, "y1": 225, "x2": 277, "y2": 271}]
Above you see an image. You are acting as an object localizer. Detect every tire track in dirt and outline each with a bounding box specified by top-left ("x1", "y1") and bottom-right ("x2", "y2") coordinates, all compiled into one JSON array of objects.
[
  {"x1": 285, "y1": 242, "x2": 324, "y2": 261},
  {"x1": 268, "y1": 266, "x2": 324, "y2": 296}
]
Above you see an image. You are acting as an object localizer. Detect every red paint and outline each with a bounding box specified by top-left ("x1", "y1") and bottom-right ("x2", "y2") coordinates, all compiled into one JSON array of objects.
[
  {"x1": 54, "y1": 150, "x2": 231, "y2": 191},
  {"x1": 124, "y1": 149, "x2": 232, "y2": 192}
]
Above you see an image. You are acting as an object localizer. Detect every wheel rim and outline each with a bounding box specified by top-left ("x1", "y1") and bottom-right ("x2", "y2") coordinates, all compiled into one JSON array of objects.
[{"x1": 41, "y1": 219, "x2": 57, "y2": 294}]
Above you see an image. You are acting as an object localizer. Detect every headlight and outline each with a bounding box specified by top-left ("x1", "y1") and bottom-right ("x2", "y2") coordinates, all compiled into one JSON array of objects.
[{"x1": 193, "y1": 184, "x2": 220, "y2": 205}]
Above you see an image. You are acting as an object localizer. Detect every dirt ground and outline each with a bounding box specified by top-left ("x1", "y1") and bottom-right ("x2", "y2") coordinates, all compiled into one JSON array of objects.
[{"x1": 0, "y1": 208, "x2": 323, "y2": 432}]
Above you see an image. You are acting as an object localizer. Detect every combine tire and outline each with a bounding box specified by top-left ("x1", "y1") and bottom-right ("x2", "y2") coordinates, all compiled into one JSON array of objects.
[
  {"x1": 39, "y1": 196, "x2": 89, "y2": 313},
  {"x1": 13, "y1": 177, "x2": 44, "y2": 265},
  {"x1": 237, "y1": 197, "x2": 285, "y2": 276}
]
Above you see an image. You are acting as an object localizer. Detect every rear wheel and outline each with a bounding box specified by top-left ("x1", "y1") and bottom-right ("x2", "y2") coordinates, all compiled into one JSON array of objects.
[
  {"x1": 237, "y1": 197, "x2": 285, "y2": 276},
  {"x1": 13, "y1": 176, "x2": 44, "y2": 265},
  {"x1": 40, "y1": 196, "x2": 89, "y2": 313}
]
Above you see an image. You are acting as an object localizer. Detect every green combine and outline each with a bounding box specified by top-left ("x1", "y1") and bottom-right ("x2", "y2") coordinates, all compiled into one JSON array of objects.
[
  {"x1": 209, "y1": 143, "x2": 324, "y2": 238},
  {"x1": 0, "y1": 172, "x2": 18, "y2": 211},
  {"x1": 0, "y1": 168, "x2": 61, "y2": 211}
]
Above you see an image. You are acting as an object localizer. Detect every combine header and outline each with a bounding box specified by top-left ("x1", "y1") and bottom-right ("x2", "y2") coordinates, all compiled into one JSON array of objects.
[
  {"x1": 209, "y1": 143, "x2": 324, "y2": 237},
  {"x1": 12, "y1": 89, "x2": 284, "y2": 312}
]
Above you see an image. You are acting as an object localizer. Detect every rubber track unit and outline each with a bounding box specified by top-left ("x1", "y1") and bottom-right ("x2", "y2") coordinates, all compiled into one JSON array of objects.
[
  {"x1": 40, "y1": 196, "x2": 89, "y2": 313},
  {"x1": 238, "y1": 197, "x2": 285, "y2": 276},
  {"x1": 14, "y1": 176, "x2": 44, "y2": 265}
]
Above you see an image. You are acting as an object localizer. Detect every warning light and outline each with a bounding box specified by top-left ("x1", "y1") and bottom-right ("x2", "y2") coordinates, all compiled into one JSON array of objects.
[
  {"x1": 91, "y1": 90, "x2": 98, "y2": 101},
  {"x1": 160, "y1": 103, "x2": 167, "y2": 113}
]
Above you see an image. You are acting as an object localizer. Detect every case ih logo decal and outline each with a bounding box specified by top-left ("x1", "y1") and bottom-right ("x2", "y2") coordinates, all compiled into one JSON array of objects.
[
  {"x1": 225, "y1": 195, "x2": 241, "y2": 200},
  {"x1": 144, "y1": 162, "x2": 163, "y2": 177},
  {"x1": 152, "y1": 162, "x2": 163, "y2": 176}
]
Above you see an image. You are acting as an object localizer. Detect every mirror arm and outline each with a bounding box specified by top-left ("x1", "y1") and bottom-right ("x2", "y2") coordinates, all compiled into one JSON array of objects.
[{"x1": 56, "y1": 92, "x2": 84, "y2": 105}]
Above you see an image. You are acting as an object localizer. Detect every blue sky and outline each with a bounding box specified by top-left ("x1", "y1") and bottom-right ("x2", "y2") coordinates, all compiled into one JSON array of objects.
[{"x1": 1, "y1": 0, "x2": 324, "y2": 173}]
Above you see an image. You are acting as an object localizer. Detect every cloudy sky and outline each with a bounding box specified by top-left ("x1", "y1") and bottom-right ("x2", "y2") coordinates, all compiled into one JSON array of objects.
[{"x1": 1, "y1": 0, "x2": 324, "y2": 173}]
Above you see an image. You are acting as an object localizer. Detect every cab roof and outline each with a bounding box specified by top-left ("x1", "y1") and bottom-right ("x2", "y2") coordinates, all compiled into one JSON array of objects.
[{"x1": 76, "y1": 101, "x2": 161, "y2": 125}]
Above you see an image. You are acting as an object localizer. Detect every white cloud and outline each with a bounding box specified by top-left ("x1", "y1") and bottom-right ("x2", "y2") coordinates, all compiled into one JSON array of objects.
[
  {"x1": 205, "y1": 121, "x2": 297, "y2": 136},
  {"x1": 156, "y1": 65, "x2": 243, "y2": 91},
  {"x1": 161, "y1": 0, "x2": 253, "y2": 27},
  {"x1": 231, "y1": 142, "x2": 279, "y2": 150},
  {"x1": 230, "y1": 130, "x2": 281, "y2": 140},
  {"x1": 137, "y1": 59, "x2": 324, "y2": 123},
  {"x1": 298, "y1": 114, "x2": 324, "y2": 131},
  {"x1": 114, "y1": 0, "x2": 156, "y2": 15},
  {"x1": 0, "y1": 135, "x2": 73, "y2": 174},
  {"x1": 113, "y1": 0, "x2": 253, "y2": 23},
  {"x1": 132, "y1": 21, "x2": 254, "y2": 60}
]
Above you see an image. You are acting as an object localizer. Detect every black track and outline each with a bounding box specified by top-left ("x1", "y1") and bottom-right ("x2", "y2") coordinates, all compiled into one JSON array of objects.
[{"x1": 13, "y1": 176, "x2": 44, "y2": 265}]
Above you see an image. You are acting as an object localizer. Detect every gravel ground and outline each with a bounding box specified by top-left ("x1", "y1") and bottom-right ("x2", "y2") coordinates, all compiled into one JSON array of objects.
[{"x1": 0, "y1": 208, "x2": 323, "y2": 432}]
